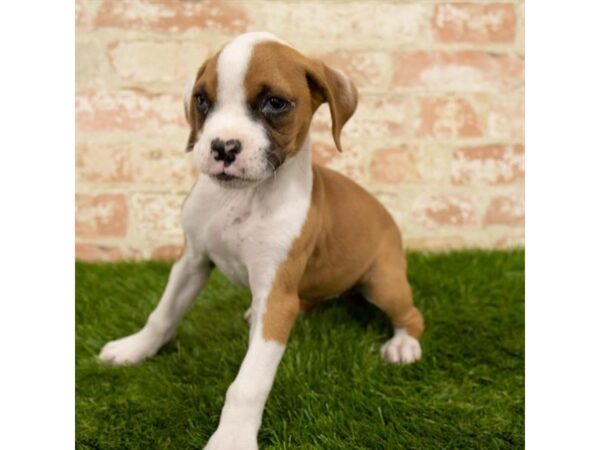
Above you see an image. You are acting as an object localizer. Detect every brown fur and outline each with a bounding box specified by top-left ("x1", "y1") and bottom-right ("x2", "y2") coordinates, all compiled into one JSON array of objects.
[
  {"x1": 245, "y1": 41, "x2": 358, "y2": 162},
  {"x1": 262, "y1": 164, "x2": 424, "y2": 343},
  {"x1": 244, "y1": 43, "x2": 316, "y2": 160}
]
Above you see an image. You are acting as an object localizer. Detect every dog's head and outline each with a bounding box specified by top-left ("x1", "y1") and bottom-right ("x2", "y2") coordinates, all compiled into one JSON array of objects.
[{"x1": 184, "y1": 32, "x2": 358, "y2": 187}]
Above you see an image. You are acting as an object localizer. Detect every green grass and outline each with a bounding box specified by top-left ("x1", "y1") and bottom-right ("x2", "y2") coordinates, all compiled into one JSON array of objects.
[{"x1": 76, "y1": 249, "x2": 524, "y2": 449}]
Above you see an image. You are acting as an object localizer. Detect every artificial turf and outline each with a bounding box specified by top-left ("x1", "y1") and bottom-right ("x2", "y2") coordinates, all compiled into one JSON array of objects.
[{"x1": 76, "y1": 249, "x2": 524, "y2": 449}]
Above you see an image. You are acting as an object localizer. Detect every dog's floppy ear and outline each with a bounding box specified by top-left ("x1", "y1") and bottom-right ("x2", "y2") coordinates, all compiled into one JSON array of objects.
[
  {"x1": 183, "y1": 61, "x2": 208, "y2": 152},
  {"x1": 306, "y1": 60, "x2": 358, "y2": 152}
]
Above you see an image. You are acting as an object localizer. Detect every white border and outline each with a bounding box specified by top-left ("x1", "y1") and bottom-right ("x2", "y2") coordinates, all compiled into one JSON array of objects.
[
  {"x1": 1, "y1": 1, "x2": 600, "y2": 448},
  {"x1": 0, "y1": 2, "x2": 74, "y2": 449},
  {"x1": 527, "y1": 1, "x2": 600, "y2": 448}
]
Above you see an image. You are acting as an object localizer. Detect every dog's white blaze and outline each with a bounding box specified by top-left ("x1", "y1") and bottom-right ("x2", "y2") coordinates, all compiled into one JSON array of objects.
[
  {"x1": 194, "y1": 32, "x2": 288, "y2": 182},
  {"x1": 216, "y1": 32, "x2": 283, "y2": 109}
]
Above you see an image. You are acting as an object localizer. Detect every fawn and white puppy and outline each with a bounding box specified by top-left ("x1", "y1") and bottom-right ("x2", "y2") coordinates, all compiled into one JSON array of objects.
[{"x1": 99, "y1": 32, "x2": 424, "y2": 450}]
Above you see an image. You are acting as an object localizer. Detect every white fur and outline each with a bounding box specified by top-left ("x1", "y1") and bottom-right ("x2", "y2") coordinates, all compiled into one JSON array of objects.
[
  {"x1": 216, "y1": 32, "x2": 284, "y2": 107},
  {"x1": 380, "y1": 328, "x2": 422, "y2": 364}
]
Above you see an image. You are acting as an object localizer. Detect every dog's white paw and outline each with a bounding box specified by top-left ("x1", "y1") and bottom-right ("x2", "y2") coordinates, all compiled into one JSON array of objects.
[
  {"x1": 204, "y1": 426, "x2": 258, "y2": 450},
  {"x1": 380, "y1": 329, "x2": 422, "y2": 365},
  {"x1": 99, "y1": 328, "x2": 166, "y2": 365}
]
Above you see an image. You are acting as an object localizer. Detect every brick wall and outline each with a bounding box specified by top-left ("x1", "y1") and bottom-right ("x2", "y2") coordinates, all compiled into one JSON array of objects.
[{"x1": 75, "y1": 0, "x2": 524, "y2": 261}]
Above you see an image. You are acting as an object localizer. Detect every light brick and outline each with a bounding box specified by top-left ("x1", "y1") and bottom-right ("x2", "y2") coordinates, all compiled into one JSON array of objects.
[
  {"x1": 95, "y1": 0, "x2": 249, "y2": 33},
  {"x1": 151, "y1": 244, "x2": 183, "y2": 261},
  {"x1": 311, "y1": 142, "x2": 338, "y2": 167},
  {"x1": 432, "y1": 3, "x2": 517, "y2": 44},
  {"x1": 76, "y1": 194, "x2": 128, "y2": 237},
  {"x1": 405, "y1": 235, "x2": 466, "y2": 250},
  {"x1": 108, "y1": 40, "x2": 212, "y2": 85},
  {"x1": 76, "y1": 0, "x2": 98, "y2": 31},
  {"x1": 311, "y1": 140, "x2": 367, "y2": 182},
  {"x1": 413, "y1": 194, "x2": 476, "y2": 227},
  {"x1": 316, "y1": 52, "x2": 391, "y2": 90},
  {"x1": 247, "y1": 2, "x2": 428, "y2": 45},
  {"x1": 77, "y1": 141, "x2": 132, "y2": 183},
  {"x1": 488, "y1": 92, "x2": 525, "y2": 140},
  {"x1": 370, "y1": 145, "x2": 450, "y2": 185},
  {"x1": 417, "y1": 97, "x2": 483, "y2": 139},
  {"x1": 484, "y1": 194, "x2": 524, "y2": 225},
  {"x1": 76, "y1": 133, "x2": 194, "y2": 188},
  {"x1": 76, "y1": 35, "x2": 114, "y2": 90},
  {"x1": 131, "y1": 146, "x2": 195, "y2": 187},
  {"x1": 76, "y1": 90, "x2": 185, "y2": 131},
  {"x1": 75, "y1": 0, "x2": 84, "y2": 27},
  {"x1": 452, "y1": 145, "x2": 524, "y2": 185},
  {"x1": 370, "y1": 146, "x2": 421, "y2": 184},
  {"x1": 394, "y1": 51, "x2": 524, "y2": 91},
  {"x1": 131, "y1": 193, "x2": 186, "y2": 240},
  {"x1": 355, "y1": 95, "x2": 410, "y2": 120},
  {"x1": 311, "y1": 103, "x2": 405, "y2": 142},
  {"x1": 495, "y1": 233, "x2": 525, "y2": 249},
  {"x1": 515, "y1": 1, "x2": 525, "y2": 55},
  {"x1": 345, "y1": 119, "x2": 404, "y2": 142},
  {"x1": 76, "y1": 243, "x2": 139, "y2": 261},
  {"x1": 331, "y1": 95, "x2": 409, "y2": 142}
]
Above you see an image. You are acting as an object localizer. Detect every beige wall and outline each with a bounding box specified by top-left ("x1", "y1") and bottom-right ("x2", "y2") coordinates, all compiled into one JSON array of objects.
[{"x1": 75, "y1": 0, "x2": 524, "y2": 261}]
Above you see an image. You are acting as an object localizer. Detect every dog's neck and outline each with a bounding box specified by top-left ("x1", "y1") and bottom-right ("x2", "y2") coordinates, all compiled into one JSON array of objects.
[{"x1": 262, "y1": 136, "x2": 312, "y2": 195}]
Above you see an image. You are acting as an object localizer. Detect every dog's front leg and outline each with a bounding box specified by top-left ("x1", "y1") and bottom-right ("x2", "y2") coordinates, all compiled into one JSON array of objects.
[
  {"x1": 99, "y1": 248, "x2": 211, "y2": 365},
  {"x1": 205, "y1": 280, "x2": 299, "y2": 450}
]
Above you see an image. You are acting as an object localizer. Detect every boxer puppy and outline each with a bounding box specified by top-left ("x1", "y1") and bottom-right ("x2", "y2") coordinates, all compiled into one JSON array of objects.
[{"x1": 99, "y1": 32, "x2": 424, "y2": 450}]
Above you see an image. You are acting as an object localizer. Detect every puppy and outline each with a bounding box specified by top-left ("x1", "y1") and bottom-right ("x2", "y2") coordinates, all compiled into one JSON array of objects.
[{"x1": 99, "y1": 32, "x2": 424, "y2": 450}]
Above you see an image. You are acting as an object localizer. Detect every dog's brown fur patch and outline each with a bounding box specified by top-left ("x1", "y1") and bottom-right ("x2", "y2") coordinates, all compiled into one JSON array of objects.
[
  {"x1": 262, "y1": 165, "x2": 424, "y2": 343},
  {"x1": 245, "y1": 42, "x2": 358, "y2": 160}
]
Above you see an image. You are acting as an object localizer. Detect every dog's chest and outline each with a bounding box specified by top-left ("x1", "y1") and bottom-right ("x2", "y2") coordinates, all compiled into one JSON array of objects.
[
  {"x1": 182, "y1": 152, "x2": 313, "y2": 291},
  {"x1": 182, "y1": 180, "x2": 288, "y2": 288},
  {"x1": 202, "y1": 201, "x2": 263, "y2": 286}
]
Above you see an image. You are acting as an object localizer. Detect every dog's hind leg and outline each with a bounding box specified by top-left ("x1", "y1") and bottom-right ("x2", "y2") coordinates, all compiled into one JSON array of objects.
[{"x1": 359, "y1": 230, "x2": 424, "y2": 365}]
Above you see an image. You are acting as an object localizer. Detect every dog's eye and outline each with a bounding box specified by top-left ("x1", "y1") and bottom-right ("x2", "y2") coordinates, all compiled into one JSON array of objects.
[
  {"x1": 195, "y1": 92, "x2": 211, "y2": 115},
  {"x1": 261, "y1": 97, "x2": 291, "y2": 116}
]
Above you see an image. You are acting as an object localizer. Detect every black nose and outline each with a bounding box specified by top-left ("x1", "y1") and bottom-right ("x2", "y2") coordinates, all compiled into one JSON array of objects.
[{"x1": 211, "y1": 138, "x2": 242, "y2": 166}]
